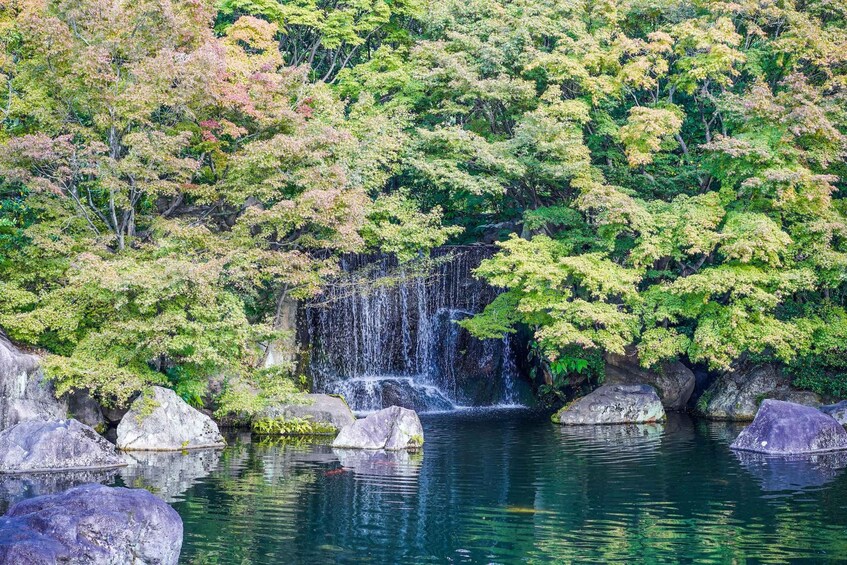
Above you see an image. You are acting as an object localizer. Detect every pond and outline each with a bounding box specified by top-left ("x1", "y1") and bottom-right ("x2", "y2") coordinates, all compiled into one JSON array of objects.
[{"x1": 4, "y1": 409, "x2": 847, "y2": 563}]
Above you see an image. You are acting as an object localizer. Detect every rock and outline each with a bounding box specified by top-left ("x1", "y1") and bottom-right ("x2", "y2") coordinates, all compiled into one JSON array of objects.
[
  {"x1": 65, "y1": 389, "x2": 107, "y2": 431},
  {"x1": 0, "y1": 419, "x2": 126, "y2": 473},
  {"x1": 698, "y1": 364, "x2": 821, "y2": 421},
  {"x1": 334, "y1": 377, "x2": 455, "y2": 413},
  {"x1": 554, "y1": 384, "x2": 666, "y2": 425},
  {"x1": 604, "y1": 348, "x2": 695, "y2": 410},
  {"x1": 730, "y1": 399, "x2": 847, "y2": 454},
  {"x1": 332, "y1": 406, "x2": 424, "y2": 450},
  {"x1": 821, "y1": 401, "x2": 847, "y2": 426},
  {"x1": 260, "y1": 393, "x2": 356, "y2": 433},
  {"x1": 101, "y1": 403, "x2": 130, "y2": 425},
  {"x1": 117, "y1": 386, "x2": 225, "y2": 451},
  {"x1": 0, "y1": 332, "x2": 66, "y2": 430},
  {"x1": 0, "y1": 483, "x2": 182, "y2": 564}
]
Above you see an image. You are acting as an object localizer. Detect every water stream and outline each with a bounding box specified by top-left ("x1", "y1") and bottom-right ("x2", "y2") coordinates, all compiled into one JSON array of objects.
[{"x1": 304, "y1": 247, "x2": 523, "y2": 412}]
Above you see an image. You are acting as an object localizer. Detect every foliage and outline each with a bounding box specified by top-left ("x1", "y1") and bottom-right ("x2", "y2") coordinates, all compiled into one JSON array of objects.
[{"x1": 251, "y1": 416, "x2": 337, "y2": 435}]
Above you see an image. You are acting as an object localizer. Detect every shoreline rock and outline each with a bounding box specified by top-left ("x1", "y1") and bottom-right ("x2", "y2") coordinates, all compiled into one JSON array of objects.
[
  {"x1": 553, "y1": 384, "x2": 666, "y2": 425},
  {"x1": 698, "y1": 365, "x2": 821, "y2": 421},
  {"x1": 0, "y1": 333, "x2": 66, "y2": 431},
  {"x1": 0, "y1": 419, "x2": 126, "y2": 473},
  {"x1": 0, "y1": 483, "x2": 182, "y2": 564},
  {"x1": 259, "y1": 393, "x2": 356, "y2": 434},
  {"x1": 604, "y1": 348, "x2": 695, "y2": 410},
  {"x1": 820, "y1": 401, "x2": 847, "y2": 426},
  {"x1": 730, "y1": 399, "x2": 847, "y2": 455},
  {"x1": 117, "y1": 386, "x2": 226, "y2": 451},
  {"x1": 332, "y1": 406, "x2": 424, "y2": 450}
]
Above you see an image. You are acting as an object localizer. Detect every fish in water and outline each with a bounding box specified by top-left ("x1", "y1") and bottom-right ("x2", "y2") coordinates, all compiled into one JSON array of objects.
[
  {"x1": 324, "y1": 467, "x2": 347, "y2": 477},
  {"x1": 504, "y1": 506, "x2": 555, "y2": 515}
]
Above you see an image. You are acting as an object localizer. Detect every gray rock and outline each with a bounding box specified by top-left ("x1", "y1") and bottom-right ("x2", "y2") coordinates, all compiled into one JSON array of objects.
[
  {"x1": 117, "y1": 386, "x2": 225, "y2": 451},
  {"x1": 261, "y1": 393, "x2": 356, "y2": 433},
  {"x1": 0, "y1": 332, "x2": 66, "y2": 430},
  {"x1": 0, "y1": 419, "x2": 126, "y2": 473},
  {"x1": 554, "y1": 384, "x2": 666, "y2": 425},
  {"x1": 698, "y1": 364, "x2": 820, "y2": 421},
  {"x1": 820, "y1": 400, "x2": 847, "y2": 426},
  {"x1": 332, "y1": 406, "x2": 424, "y2": 450},
  {"x1": 66, "y1": 389, "x2": 107, "y2": 431},
  {"x1": 730, "y1": 399, "x2": 847, "y2": 454},
  {"x1": 0, "y1": 483, "x2": 182, "y2": 564},
  {"x1": 0, "y1": 469, "x2": 118, "y2": 514},
  {"x1": 604, "y1": 348, "x2": 695, "y2": 410}
]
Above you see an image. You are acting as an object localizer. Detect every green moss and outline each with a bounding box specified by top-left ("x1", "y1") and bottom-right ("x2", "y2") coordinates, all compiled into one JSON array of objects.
[
  {"x1": 409, "y1": 434, "x2": 424, "y2": 448},
  {"x1": 134, "y1": 389, "x2": 160, "y2": 425}
]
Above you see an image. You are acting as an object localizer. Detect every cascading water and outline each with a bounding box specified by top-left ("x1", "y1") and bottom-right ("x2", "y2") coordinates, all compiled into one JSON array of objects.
[{"x1": 305, "y1": 247, "x2": 523, "y2": 412}]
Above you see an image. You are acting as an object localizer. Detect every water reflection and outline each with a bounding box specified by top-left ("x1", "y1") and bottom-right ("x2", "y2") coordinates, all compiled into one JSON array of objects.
[
  {"x1": 735, "y1": 450, "x2": 847, "y2": 493},
  {"x1": 0, "y1": 469, "x2": 118, "y2": 513},
  {"x1": 119, "y1": 449, "x2": 222, "y2": 502}
]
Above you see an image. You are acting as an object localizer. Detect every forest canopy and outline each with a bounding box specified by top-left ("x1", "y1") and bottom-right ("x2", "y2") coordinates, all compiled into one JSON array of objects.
[{"x1": 1, "y1": 0, "x2": 846, "y2": 409}]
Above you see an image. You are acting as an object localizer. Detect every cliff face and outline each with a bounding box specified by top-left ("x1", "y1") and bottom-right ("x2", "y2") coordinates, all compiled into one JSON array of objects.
[
  {"x1": 0, "y1": 332, "x2": 66, "y2": 430},
  {"x1": 302, "y1": 247, "x2": 526, "y2": 411}
]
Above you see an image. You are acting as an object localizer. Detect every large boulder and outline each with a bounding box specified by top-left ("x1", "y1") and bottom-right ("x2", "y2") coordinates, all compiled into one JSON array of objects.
[
  {"x1": 0, "y1": 333, "x2": 66, "y2": 430},
  {"x1": 117, "y1": 386, "x2": 225, "y2": 451},
  {"x1": 730, "y1": 399, "x2": 847, "y2": 455},
  {"x1": 0, "y1": 419, "x2": 126, "y2": 473},
  {"x1": 604, "y1": 348, "x2": 695, "y2": 410},
  {"x1": 332, "y1": 406, "x2": 424, "y2": 450},
  {"x1": 820, "y1": 401, "x2": 847, "y2": 426},
  {"x1": 260, "y1": 393, "x2": 356, "y2": 433},
  {"x1": 0, "y1": 483, "x2": 182, "y2": 564},
  {"x1": 554, "y1": 384, "x2": 666, "y2": 425},
  {"x1": 698, "y1": 364, "x2": 821, "y2": 421}
]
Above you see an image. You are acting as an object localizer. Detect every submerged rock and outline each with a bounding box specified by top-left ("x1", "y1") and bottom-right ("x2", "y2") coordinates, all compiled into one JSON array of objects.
[
  {"x1": 820, "y1": 401, "x2": 847, "y2": 426},
  {"x1": 698, "y1": 365, "x2": 821, "y2": 421},
  {"x1": 260, "y1": 393, "x2": 356, "y2": 433},
  {"x1": 0, "y1": 419, "x2": 125, "y2": 473},
  {"x1": 0, "y1": 483, "x2": 182, "y2": 564},
  {"x1": 730, "y1": 399, "x2": 847, "y2": 454},
  {"x1": 604, "y1": 348, "x2": 695, "y2": 410},
  {"x1": 117, "y1": 386, "x2": 225, "y2": 451},
  {"x1": 332, "y1": 406, "x2": 424, "y2": 450},
  {"x1": 0, "y1": 332, "x2": 66, "y2": 431},
  {"x1": 554, "y1": 384, "x2": 666, "y2": 425}
]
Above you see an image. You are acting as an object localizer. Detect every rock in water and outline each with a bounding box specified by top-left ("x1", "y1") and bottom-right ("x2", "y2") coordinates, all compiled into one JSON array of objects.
[
  {"x1": 117, "y1": 386, "x2": 225, "y2": 451},
  {"x1": 698, "y1": 364, "x2": 820, "y2": 421},
  {"x1": 0, "y1": 332, "x2": 66, "y2": 431},
  {"x1": 820, "y1": 401, "x2": 847, "y2": 426},
  {"x1": 332, "y1": 406, "x2": 424, "y2": 450},
  {"x1": 731, "y1": 399, "x2": 847, "y2": 455},
  {"x1": 0, "y1": 419, "x2": 126, "y2": 473},
  {"x1": 554, "y1": 384, "x2": 666, "y2": 425},
  {"x1": 261, "y1": 394, "x2": 356, "y2": 433},
  {"x1": 0, "y1": 483, "x2": 183, "y2": 564},
  {"x1": 604, "y1": 348, "x2": 695, "y2": 410}
]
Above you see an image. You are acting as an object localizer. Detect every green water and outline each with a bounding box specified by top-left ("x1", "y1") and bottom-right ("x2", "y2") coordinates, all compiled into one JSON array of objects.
[{"x1": 121, "y1": 410, "x2": 847, "y2": 563}]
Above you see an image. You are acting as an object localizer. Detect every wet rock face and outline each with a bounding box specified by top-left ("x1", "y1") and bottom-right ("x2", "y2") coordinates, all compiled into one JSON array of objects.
[
  {"x1": 0, "y1": 333, "x2": 66, "y2": 431},
  {"x1": 698, "y1": 365, "x2": 821, "y2": 421},
  {"x1": 0, "y1": 419, "x2": 125, "y2": 473},
  {"x1": 820, "y1": 401, "x2": 847, "y2": 426},
  {"x1": 261, "y1": 393, "x2": 356, "y2": 432},
  {"x1": 117, "y1": 386, "x2": 225, "y2": 451},
  {"x1": 731, "y1": 399, "x2": 847, "y2": 455},
  {"x1": 332, "y1": 406, "x2": 424, "y2": 450},
  {"x1": 604, "y1": 348, "x2": 695, "y2": 411},
  {"x1": 554, "y1": 384, "x2": 666, "y2": 425},
  {"x1": 0, "y1": 483, "x2": 183, "y2": 564}
]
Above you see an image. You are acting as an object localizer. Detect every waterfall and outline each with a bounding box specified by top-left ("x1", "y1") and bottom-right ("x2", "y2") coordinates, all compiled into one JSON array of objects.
[{"x1": 304, "y1": 247, "x2": 523, "y2": 412}]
